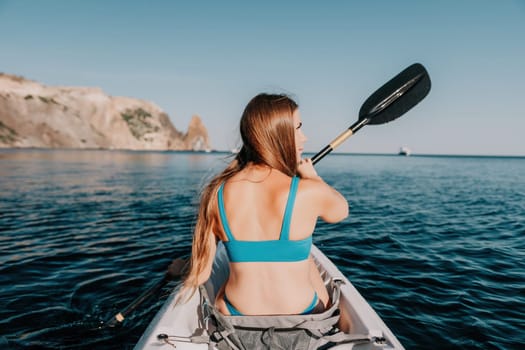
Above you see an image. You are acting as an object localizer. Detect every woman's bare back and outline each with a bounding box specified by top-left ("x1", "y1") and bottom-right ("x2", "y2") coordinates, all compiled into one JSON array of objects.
[{"x1": 214, "y1": 166, "x2": 330, "y2": 315}]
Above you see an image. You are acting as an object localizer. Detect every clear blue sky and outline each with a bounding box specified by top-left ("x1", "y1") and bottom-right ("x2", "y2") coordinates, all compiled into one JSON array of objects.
[{"x1": 1, "y1": 0, "x2": 524, "y2": 155}]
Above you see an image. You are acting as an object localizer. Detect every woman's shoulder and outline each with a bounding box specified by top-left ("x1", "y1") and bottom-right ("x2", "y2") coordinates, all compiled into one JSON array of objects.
[
  {"x1": 296, "y1": 176, "x2": 330, "y2": 194},
  {"x1": 300, "y1": 176, "x2": 349, "y2": 222}
]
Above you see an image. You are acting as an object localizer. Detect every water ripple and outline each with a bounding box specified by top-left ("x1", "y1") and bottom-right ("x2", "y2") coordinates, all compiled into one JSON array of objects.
[{"x1": 1, "y1": 150, "x2": 524, "y2": 349}]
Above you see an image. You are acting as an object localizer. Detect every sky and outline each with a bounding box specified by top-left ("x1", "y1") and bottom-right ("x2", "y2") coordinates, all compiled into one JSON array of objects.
[{"x1": 1, "y1": 0, "x2": 524, "y2": 156}]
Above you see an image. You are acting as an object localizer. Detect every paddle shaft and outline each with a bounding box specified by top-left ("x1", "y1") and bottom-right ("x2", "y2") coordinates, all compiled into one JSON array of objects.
[
  {"x1": 311, "y1": 118, "x2": 369, "y2": 165},
  {"x1": 106, "y1": 274, "x2": 169, "y2": 327}
]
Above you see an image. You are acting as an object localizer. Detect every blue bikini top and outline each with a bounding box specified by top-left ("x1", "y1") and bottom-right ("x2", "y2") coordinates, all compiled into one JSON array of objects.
[{"x1": 217, "y1": 176, "x2": 312, "y2": 263}]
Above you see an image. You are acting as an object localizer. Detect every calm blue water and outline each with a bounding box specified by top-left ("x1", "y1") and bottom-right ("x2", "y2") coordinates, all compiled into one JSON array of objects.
[{"x1": 1, "y1": 150, "x2": 523, "y2": 349}]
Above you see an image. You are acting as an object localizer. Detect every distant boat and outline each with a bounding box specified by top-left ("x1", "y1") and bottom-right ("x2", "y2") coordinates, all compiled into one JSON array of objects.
[{"x1": 398, "y1": 146, "x2": 411, "y2": 156}]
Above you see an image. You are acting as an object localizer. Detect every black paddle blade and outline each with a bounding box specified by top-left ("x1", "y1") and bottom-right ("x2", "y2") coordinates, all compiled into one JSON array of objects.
[{"x1": 359, "y1": 63, "x2": 431, "y2": 125}]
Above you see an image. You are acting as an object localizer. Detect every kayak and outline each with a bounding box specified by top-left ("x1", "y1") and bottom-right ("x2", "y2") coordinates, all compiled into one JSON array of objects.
[{"x1": 134, "y1": 243, "x2": 405, "y2": 349}]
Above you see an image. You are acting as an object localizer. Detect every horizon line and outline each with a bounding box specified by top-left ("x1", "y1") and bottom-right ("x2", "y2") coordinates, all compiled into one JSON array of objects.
[{"x1": 1, "y1": 147, "x2": 524, "y2": 159}]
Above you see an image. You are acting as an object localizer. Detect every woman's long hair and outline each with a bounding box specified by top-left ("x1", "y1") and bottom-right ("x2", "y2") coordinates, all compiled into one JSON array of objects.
[{"x1": 181, "y1": 93, "x2": 299, "y2": 298}]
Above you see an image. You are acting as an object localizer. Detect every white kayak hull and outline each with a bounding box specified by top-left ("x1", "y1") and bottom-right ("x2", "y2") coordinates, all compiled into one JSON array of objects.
[{"x1": 134, "y1": 244, "x2": 405, "y2": 349}]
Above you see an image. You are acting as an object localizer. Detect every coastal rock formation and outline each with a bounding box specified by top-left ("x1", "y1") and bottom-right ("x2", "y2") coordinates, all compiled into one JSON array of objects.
[
  {"x1": 185, "y1": 115, "x2": 210, "y2": 151},
  {"x1": 0, "y1": 73, "x2": 211, "y2": 151}
]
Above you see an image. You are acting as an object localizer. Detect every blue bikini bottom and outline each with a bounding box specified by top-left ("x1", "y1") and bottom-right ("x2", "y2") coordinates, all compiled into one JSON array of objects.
[{"x1": 224, "y1": 292, "x2": 320, "y2": 316}]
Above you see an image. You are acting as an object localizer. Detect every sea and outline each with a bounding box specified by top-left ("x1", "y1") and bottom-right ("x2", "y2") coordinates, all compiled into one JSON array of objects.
[{"x1": 0, "y1": 149, "x2": 523, "y2": 350}]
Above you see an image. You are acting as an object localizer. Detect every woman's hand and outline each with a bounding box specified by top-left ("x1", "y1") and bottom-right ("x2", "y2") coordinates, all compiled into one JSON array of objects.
[
  {"x1": 297, "y1": 158, "x2": 320, "y2": 180},
  {"x1": 167, "y1": 258, "x2": 189, "y2": 279}
]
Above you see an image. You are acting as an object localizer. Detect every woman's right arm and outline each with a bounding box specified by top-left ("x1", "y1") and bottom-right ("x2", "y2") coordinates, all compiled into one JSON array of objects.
[{"x1": 297, "y1": 159, "x2": 349, "y2": 223}]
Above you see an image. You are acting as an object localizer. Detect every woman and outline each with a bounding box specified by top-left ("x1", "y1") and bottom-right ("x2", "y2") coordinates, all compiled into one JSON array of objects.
[{"x1": 182, "y1": 93, "x2": 348, "y2": 315}]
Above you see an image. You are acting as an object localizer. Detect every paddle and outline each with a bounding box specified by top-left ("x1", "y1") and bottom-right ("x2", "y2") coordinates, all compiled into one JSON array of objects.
[
  {"x1": 311, "y1": 63, "x2": 431, "y2": 164},
  {"x1": 105, "y1": 258, "x2": 188, "y2": 327},
  {"x1": 104, "y1": 64, "x2": 430, "y2": 327}
]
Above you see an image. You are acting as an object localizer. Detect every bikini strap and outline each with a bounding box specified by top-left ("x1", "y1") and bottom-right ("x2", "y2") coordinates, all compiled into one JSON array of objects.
[
  {"x1": 218, "y1": 183, "x2": 236, "y2": 241},
  {"x1": 279, "y1": 176, "x2": 300, "y2": 240}
]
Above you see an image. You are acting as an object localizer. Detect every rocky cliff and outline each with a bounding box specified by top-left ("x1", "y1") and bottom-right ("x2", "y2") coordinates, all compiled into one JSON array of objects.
[{"x1": 0, "y1": 73, "x2": 211, "y2": 151}]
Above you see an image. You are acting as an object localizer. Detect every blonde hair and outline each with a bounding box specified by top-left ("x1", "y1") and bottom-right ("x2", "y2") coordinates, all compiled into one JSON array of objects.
[{"x1": 181, "y1": 93, "x2": 299, "y2": 298}]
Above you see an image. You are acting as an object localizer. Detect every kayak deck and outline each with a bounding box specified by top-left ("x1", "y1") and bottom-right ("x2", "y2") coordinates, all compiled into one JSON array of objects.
[{"x1": 134, "y1": 244, "x2": 404, "y2": 349}]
